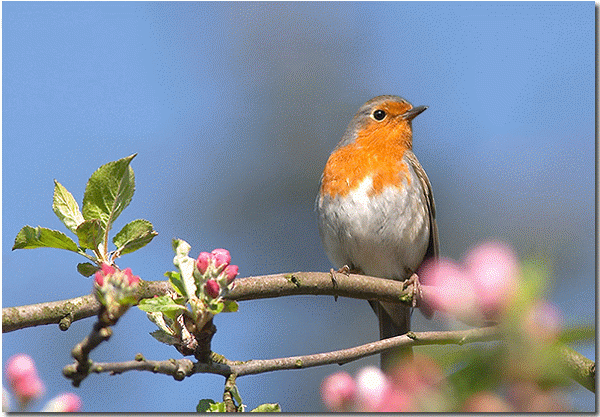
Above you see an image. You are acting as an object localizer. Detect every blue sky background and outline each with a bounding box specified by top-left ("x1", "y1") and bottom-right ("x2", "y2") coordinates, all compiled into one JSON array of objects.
[{"x1": 2, "y1": 2, "x2": 594, "y2": 412}]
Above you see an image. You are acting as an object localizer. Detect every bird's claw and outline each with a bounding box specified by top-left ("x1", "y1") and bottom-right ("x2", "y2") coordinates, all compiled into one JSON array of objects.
[{"x1": 404, "y1": 273, "x2": 424, "y2": 308}]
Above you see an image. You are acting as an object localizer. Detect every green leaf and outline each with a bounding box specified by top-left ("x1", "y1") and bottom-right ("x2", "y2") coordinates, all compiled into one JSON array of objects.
[
  {"x1": 81, "y1": 154, "x2": 136, "y2": 233},
  {"x1": 206, "y1": 300, "x2": 225, "y2": 315},
  {"x1": 149, "y1": 329, "x2": 178, "y2": 346},
  {"x1": 13, "y1": 225, "x2": 79, "y2": 252},
  {"x1": 146, "y1": 311, "x2": 175, "y2": 334},
  {"x1": 52, "y1": 180, "x2": 84, "y2": 233},
  {"x1": 138, "y1": 295, "x2": 187, "y2": 316},
  {"x1": 76, "y1": 219, "x2": 103, "y2": 250},
  {"x1": 165, "y1": 271, "x2": 186, "y2": 297},
  {"x1": 113, "y1": 219, "x2": 158, "y2": 256},
  {"x1": 197, "y1": 399, "x2": 226, "y2": 413},
  {"x1": 222, "y1": 300, "x2": 239, "y2": 313},
  {"x1": 251, "y1": 403, "x2": 281, "y2": 412},
  {"x1": 77, "y1": 262, "x2": 99, "y2": 277}
]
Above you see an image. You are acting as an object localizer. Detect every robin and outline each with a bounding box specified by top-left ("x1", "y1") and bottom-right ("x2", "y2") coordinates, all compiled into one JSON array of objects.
[{"x1": 316, "y1": 95, "x2": 439, "y2": 371}]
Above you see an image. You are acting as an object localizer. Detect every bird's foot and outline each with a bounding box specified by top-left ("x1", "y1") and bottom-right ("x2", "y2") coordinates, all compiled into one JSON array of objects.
[{"x1": 403, "y1": 273, "x2": 423, "y2": 308}]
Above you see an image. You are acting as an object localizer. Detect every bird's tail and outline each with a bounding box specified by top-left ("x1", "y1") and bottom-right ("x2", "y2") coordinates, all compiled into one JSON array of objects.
[{"x1": 369, "y1": 300, "x2": 412, "y2": 372}]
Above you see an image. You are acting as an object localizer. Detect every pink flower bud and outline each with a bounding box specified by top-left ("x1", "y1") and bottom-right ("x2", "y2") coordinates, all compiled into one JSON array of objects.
[
  {"x1": 122, "y1": 268, "x2": 140, "y2": 286},
  {"x1": 211, "y1": 248, "x2": 231, "y2": 269},
  {"x1": 6, "y1": 355, "x2": 45, "y2": 405},
  {"x1": 197, "y1": 252, "x2": 211, "y2": 274},
  {"x1": 321, "y1": 372, "x2": 356, "y2": 412},
  {"x1": 94, "y1": 271, "x2": 105, "y2": 286},
  {"x1": 205, "y1": 279, "x2": 220, "y2": 298},
  {"x1": 100, "y1": 263, "x2": 116, "y2": 276},
  {"x1": 223, "y1": 265, "x2": 239, "y2": 284},
  {"x1": 42, "y1": 393, "x2": 82, "y2": 412}
]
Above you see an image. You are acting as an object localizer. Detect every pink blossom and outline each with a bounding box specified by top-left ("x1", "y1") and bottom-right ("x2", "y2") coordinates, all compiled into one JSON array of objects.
[
  {"x1": 42, "y1": 393, "x2": 82, "y2": 412},
  {"x1": 223, "y1": 265, "x2": 239, "y2": 284},
  {"x1": 465, "y1": 241, "x2": 518, "y2": 318},
  {"x1": 196, "y1": 252, "x2": 211, "y2": 274},
  {"x1": 522, "y1": 301, "x2": 563, "y2": 343},
  {"x1": 420, "y1": 258, "x2": 481, "y2": 324},
  {"x1": 321, "y1": 371, "x2": 356, "y2": 411},
  {"x1": 211, "y1": 248, "x2": 231, "y2": 269},
  {"x1": 5, "y1": 354, "x2": 45, "y2": 405},
  {"x1": 205, "y1": 279, "x2": 220, "y2": 298},
  {"x1": 355, "y1": 366, "x2": 391, "y2": 411}
]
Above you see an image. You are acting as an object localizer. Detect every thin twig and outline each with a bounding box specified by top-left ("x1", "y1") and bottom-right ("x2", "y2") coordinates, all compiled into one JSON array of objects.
[{"x1": 62, "y1": 326, "x2": 500, "y2": 381}]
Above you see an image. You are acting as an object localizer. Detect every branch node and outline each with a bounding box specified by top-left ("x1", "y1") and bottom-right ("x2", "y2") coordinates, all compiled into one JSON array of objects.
[{"x1": 59, "y1": 312, "x2": 74, "y2": 331}]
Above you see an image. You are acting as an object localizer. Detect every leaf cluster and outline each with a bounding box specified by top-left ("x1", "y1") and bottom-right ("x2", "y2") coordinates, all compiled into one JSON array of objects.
[{"x1": 12, "y1": 154, "x2": 157, "y2": 275}]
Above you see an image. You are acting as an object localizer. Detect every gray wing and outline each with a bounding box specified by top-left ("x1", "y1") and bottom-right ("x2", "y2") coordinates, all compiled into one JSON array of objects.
[{"x1": 405, "y1": 151, "x2": 439, "y2": 260}]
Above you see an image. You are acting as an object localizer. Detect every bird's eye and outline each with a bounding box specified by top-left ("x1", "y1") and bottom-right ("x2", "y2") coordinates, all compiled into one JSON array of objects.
[{"x1": 372, "y1": 109, "x2": 386, "y2": 121}]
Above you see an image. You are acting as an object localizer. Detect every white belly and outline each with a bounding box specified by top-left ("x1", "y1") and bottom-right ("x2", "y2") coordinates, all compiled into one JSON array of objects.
[{"x1": 317, "y1": 175, "x2": 430, "y2": 281}]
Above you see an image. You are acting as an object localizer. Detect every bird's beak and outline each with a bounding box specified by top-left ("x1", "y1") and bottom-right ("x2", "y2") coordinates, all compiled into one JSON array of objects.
[{"x1": 402, "y1": 105, "x2": 428, "y2": 121}]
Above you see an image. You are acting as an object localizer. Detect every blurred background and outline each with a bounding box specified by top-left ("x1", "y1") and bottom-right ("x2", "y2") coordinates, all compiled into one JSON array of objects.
[{"x1": 2, "y1": 2, "x2": 594, "y2": 412}]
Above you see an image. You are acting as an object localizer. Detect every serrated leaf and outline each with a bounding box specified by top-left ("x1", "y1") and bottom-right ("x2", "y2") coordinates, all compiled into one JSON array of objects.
[
  {"x1": 222, "y1": 300, "x2": 239, "y2": 313},
  {"x1": 12, "y1": 225, "x2": 79, "y2": 252},
  {"x1": 165, "y1": 271, "x2": 186, "y2": 297},
  {"x1": 76, "y1": 219, "x2": 103, "y2": 250},
  {"x1": 77, "y1": 262, "x2": 99, "y2": 277},
  {"x1": 138, "y1": 295, "x2": 187, "y2": 315},
  {"x1": 52, "y1": 180, "x2": 84, "y2": 233},
  {"x1": 251, "y1": 403, "x2": 281, "y2": 412},
  {"x1": 81, "y1": 154, "x2": 136, "y2": 233},
  {"x1": 149, "y1": 330, "x2": 178, "y2": 346},
  {"x1": 113, "y1": 219, "x2": 158, "y2": 256}
]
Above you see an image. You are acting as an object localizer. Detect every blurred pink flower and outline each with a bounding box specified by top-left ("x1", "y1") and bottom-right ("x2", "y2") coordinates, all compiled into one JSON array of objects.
[
  {"x1": 355, "y1": 366, "x2": 391, "y2": 411},
  {"x1": 41, "y1": 393, "x2": 82, "y2": 412},
  {"x1": 462, "y1": 392, "x2": 513, "y2": 412},
  {"x1": 5, "y1": 354, "x2": 45, "y2": 406},
  {"x1": 420, "y1": 258, "x2": 481, "y2": 324},
  {"x1": 420, "y1": 241, "x2": 521, "y2": 324},
  {"x1": 465, "y1": 241, "x2": 518, "y2": 319},
  {"x1": 522, "y1": 301, "x2": 563, "y2": 343},
  {"x1": 321, "y1": 371, "x2": 356, "y2": 411}
]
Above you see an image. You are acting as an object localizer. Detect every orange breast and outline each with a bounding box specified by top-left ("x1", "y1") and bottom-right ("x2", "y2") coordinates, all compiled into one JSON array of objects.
[{"x1": 321, "y1": 120, "x2": 413, "y2": 198}]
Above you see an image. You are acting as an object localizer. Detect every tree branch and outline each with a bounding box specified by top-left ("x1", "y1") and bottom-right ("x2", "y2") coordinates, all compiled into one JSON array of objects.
[
  {"x1": 559, "y1": 345, "x2": 595, "y2": 392},
  {"x1": 3, "y1": 272, "x2": 420, "y2": 333},
  {"x1": 62, "y1": 326, "x2": 501, "y2": 381}
]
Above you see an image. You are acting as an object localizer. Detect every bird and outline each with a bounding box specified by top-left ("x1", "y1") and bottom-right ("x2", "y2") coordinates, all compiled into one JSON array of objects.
[{"x1": 316, "y1": 95, "x2": 439, "y2": 371}]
